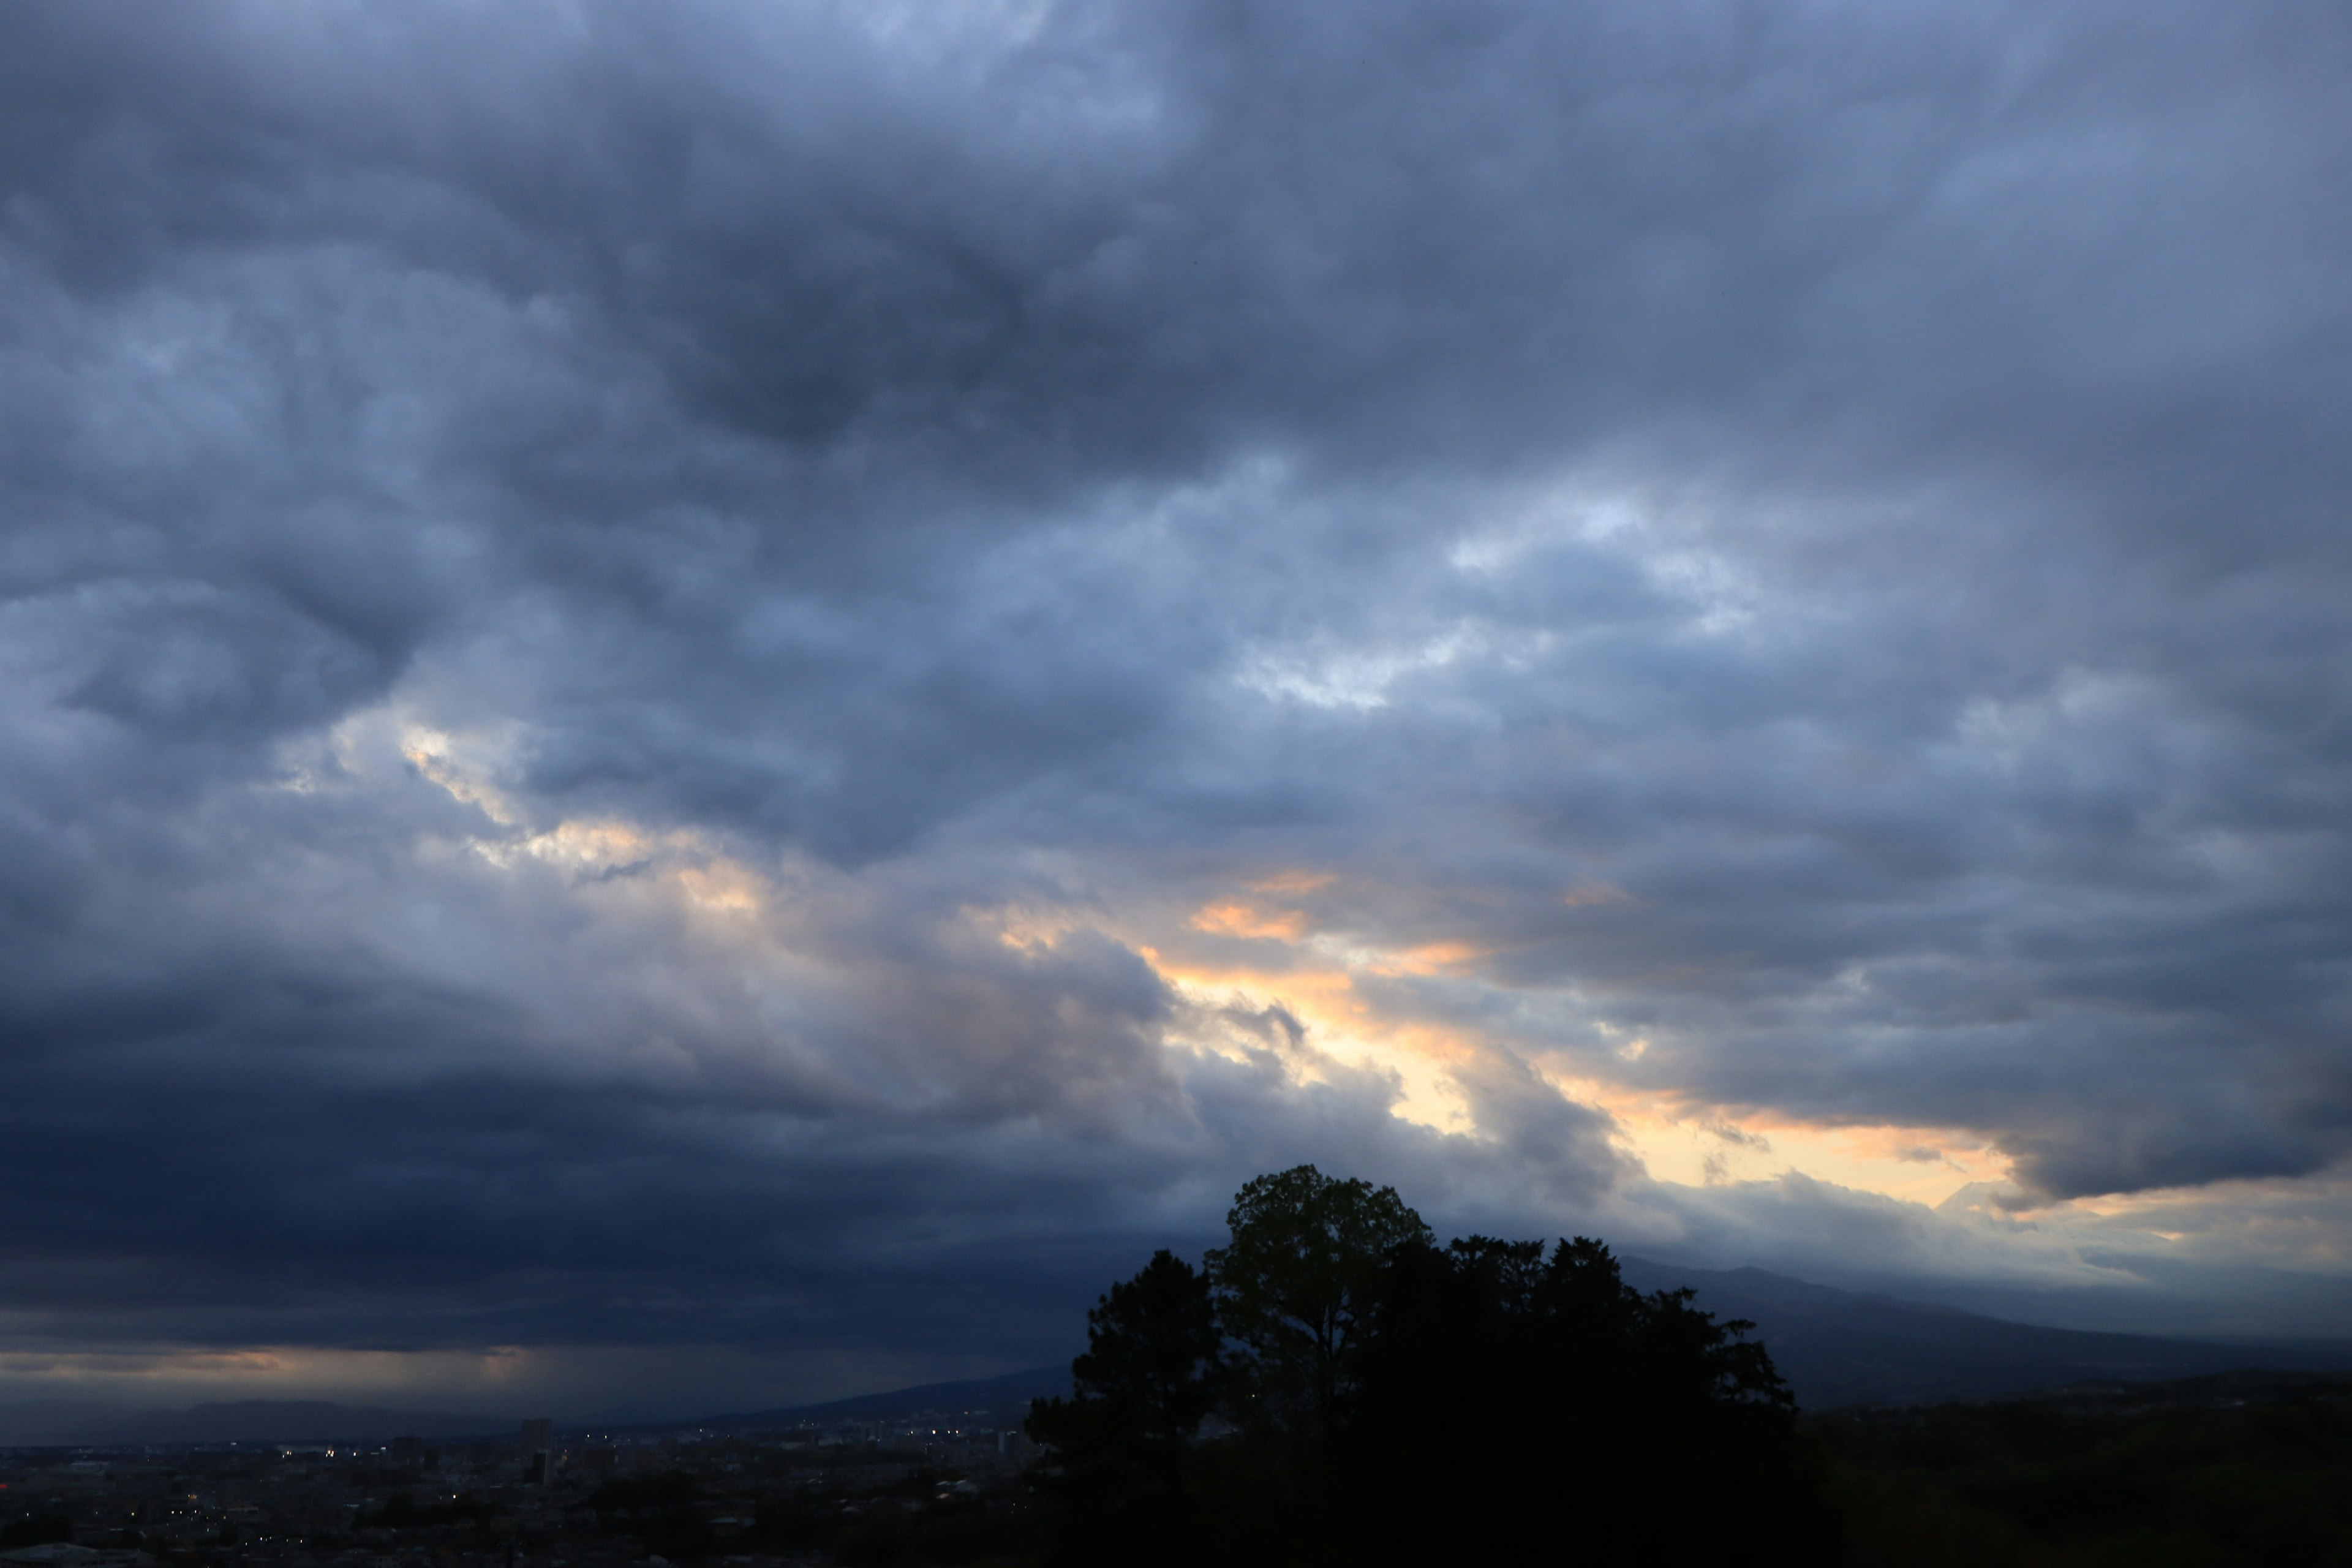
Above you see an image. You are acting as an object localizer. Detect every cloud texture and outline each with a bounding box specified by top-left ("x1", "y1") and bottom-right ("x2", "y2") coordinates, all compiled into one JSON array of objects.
[{"x1": 2, "y1": 0, "x2": 2350, "y2": 1414}]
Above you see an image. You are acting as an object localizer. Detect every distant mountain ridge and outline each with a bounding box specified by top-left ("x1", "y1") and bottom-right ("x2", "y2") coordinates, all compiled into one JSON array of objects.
[
  {"x1": 9, "y1": 1264, "x2": 2347, "y2": 1446},
  {"x1": 677, "y1": 1366, "x2": 1072, "y2": 1432},
  {"x1": 1613, "y1": 1257, "x2": 2352, "y2": 1408},
  {"x1": 672, "y1": 1265, "x2": 2352, "y2": 1428}
]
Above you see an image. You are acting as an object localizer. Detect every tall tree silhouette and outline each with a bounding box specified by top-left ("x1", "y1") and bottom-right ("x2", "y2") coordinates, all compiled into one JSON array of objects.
[
  {"x1": 1204, "y1": 1164, "x2": 1430, "y2": 1449},
  {"x1": 1027, "y1": 1250, "x2": 1226, "y2": 1565}
]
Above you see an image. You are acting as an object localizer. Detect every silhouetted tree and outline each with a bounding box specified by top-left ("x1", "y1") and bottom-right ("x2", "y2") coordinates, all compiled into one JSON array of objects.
[
  {"x1": 1028, "y1": 1249, "x2": 1226, "y2": 1565},
  {"x1": 1343, "y1": 1235, "x2": 1835, "y2": 1564},
  {"x1": 1035, "y1": 1176, "x2": 1835, "y2": 1567},
  {"x1": 1204, "y1": 1164, "x2": 1430, "y2": 1448}
]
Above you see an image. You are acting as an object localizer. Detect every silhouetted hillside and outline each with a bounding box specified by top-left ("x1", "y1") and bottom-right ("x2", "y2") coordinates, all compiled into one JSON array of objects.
[
  {"x1": 666, "y1": 1265, "x2": 2352, "y2": 1435},
  {"x1": 1617, "y1": 1257, "x2": 2352, "y2": 1408},
  {"x1": 13, "y1": 1265, "x2": 2337, "y2": 1450},
  {"x1": 687, "y1": 1366, "x2": 1071, "y2": 1431}
]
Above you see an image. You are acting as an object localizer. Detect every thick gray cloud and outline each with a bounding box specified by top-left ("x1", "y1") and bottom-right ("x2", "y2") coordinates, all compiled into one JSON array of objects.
[{"x1": 2, "y1": 0, "x2": 2349, "y2": 1412}]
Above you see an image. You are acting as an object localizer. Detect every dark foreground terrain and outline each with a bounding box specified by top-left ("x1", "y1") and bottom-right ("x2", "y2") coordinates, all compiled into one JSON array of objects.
[
  {"x1": 1820, "y1": 1371, "x2": 2352, "y2": 1566},
  {"x1": 4, "y1": 1370, "x2": 2349, "y2": 1565},
  {"x1": 0, "y1": 1420, "x2": 1041, "y2": 1568}
]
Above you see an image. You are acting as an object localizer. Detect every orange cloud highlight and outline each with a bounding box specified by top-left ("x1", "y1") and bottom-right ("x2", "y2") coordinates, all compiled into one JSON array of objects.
[{"x1": 1189, "y1": 900, "x2": 1311, "y2": 941}]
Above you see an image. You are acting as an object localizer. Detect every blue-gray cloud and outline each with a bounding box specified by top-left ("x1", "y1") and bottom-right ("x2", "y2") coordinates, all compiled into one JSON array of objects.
[{"x1": 2, "y1": 0, "x2": 2349, "y2": 1410}]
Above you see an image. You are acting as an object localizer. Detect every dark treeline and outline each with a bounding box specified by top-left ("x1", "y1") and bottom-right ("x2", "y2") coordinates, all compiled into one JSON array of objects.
[
  {"x1": 1026, "y1": 1166, "x2": 1836, "y2": 1565},
  {"x1": 1822, "y1": 1372, "x2": 2352, "y2": 1564}
]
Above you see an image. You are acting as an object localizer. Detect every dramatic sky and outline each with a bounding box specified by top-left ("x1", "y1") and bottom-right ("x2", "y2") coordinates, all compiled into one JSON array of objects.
[{"x1": 4, "y1": 0, "x2": 2351, "y2": 1421}]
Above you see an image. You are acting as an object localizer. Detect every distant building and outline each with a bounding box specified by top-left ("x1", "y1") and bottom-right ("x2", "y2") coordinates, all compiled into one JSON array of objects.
[{"x1": 519, "y1": 1417, "x2": 554, "y2": 1485}]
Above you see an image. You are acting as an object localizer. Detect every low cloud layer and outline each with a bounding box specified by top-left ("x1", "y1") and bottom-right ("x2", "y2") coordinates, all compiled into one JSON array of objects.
[{"x1": 2, "y1": 0, "x2": 2348, "y2": 1416}]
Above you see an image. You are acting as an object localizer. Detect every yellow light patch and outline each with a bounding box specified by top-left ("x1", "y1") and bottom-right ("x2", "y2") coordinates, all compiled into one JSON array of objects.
[
  {"x1": 398, "y1": 723, "x2": 522, "y2": 824},
  {"x1": 521, "y1": 818, "x2": 654, "y2": 869},
  {"x1": 1189, "y1": 900, "x2": 1310, "y2": 941},
  {"x1": 1363, "y1": 940, "x2": 1485, "y2": 976},
  {"x1": 1149, "y1": 936, "x2": 1479, "y2": 1132},
  {"x1": 1536, "y1": 1070, "x2": 2012, "y2": 1204},
  {"x1": 675, "y1": 861, "x2": 764, "y2": 917}
]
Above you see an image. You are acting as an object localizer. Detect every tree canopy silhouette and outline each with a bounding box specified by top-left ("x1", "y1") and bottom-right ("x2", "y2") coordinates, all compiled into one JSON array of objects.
[
  {"x1": 1342, "y1": 1233, "x2": 1830, "y2": 1564},
  {"x1": 1031, "y1": 1166, "x2": 1836, "y2": 1566},
  {"x1": 1025, "y1": 1249, "x2": 1227, "y2": 1564},
  {"x1": 1206, "y1": 1165, "x2": 1431, "y2": 1449}
]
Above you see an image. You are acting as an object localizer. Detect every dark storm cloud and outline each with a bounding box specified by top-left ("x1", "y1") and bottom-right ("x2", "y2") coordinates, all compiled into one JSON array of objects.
[{"x1": 2, "y1": 0, "x2": 2350, "y2": 1401}]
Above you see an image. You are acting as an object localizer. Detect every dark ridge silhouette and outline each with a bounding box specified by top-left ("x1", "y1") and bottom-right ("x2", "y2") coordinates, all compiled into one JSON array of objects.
[
  {"x1": 667, "y1": 1262, "x2": 2352, "y2": 1439},
  {"x1": 682, "y1": 1366, "x2": 1071, "y2": 1431},
  {"x1": 615, "y1": 1268, "x2": 2352, "y2": 1446},
  {"x1": 1614, "y1": 1257, "x2": 2352, "y2": 1408},
  {"x1": 11, "y1": 1267, "x2": 2336, "y2": 1451}
]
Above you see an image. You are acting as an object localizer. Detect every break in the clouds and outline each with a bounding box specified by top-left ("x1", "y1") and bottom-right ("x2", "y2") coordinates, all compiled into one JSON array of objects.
[{"x1": 2, "y1": 0, "x2": 2350, "y2": 1416}]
